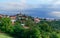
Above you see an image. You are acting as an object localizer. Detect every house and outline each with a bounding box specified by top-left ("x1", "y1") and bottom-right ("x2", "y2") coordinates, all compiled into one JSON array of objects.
[
  {"x1": 16, "y1": 13, "x2": 28, "y2": 22},
  {"x1": 0, "y1": 14, "x2": 3, "y2": 18},
  {"x1": 34, "y1": 17, "x2": 40, "y2": 23},
  {"x1": 16, "y1": 13, "x2": 23, "y2": 20},
  {"x1": 0, "y1": 14, "x2": 10, "y2": 18},
  {"x1": 10, "y1": 16, "x2": 16, "y2": 25},
  {"x1": 3, "y1": 15, "x2": 9, "y2": 18}
]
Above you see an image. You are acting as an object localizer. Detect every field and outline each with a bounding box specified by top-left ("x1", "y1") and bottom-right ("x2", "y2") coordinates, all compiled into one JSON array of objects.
[
  {"x1": 57, "y1": 33, "x2": 60, "y2": 38},
  {"x1": 0, "y1": 33, "x2": 13, "y2": 38}
]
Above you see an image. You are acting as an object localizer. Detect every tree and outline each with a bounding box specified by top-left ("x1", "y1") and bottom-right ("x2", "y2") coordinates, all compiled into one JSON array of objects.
[
  {"x1": 50, "y1": 33, "x2": 58, "y2": 38},
  {"x1": 29, "y1": 28, "x2": 41, "y2": 38},
  {"x1": 38, "y1": 23, "x2": 52, "y2": 32},
  {"x1": 0, "y1": 17, "x2": 14, "y2": 33}
]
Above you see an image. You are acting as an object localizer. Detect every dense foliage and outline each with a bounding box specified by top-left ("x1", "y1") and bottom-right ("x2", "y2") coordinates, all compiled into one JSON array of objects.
[{"x1": 0, "y1": 17, "x2": 60, "y2": 38}]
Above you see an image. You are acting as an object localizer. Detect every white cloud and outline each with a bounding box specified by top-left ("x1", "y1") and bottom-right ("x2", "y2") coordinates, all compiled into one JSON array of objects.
[
  {"x1": 53, "y1": 0, "x2": 60, "y2": 5},
  {"x1": 0, "y1": 0, "x2": 28, "y2": 10},
  {"x1": 47, "y1": 0, "x2": 60, "y2": 8},
  {"x1": 48, "y1": 11, "x2": 60, "y2": 18},
  {"x1": 0, "y1": 0, "x2": 60, "y2": 10},
  {"x1": 0, "y1": 0, "x2": 42, "y2": 10}
]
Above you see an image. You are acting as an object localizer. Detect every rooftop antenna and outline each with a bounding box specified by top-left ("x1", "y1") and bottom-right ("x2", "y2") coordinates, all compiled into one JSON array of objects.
[
  {"x1": 19, "y1": 8, "x2": 22, "y2": 15},
  {"x1": 20, "y1": 6, "x2": 24, "y2": 14}
]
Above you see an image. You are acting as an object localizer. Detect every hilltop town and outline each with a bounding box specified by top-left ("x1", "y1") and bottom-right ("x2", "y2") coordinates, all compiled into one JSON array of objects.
[
  {"x1": 0, "y1": 13, "x2": 40, "y2": 24},
  {"x1": 0, "y1": 12, "x2": 60, "y2": 38},
  {"x1": 0, "y1": 13, "x2": 59, "y2": 25}
]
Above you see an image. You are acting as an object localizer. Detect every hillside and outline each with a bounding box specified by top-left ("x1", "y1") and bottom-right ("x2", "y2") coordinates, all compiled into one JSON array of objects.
[
  {"x1": 0, "y1": 15, "x2": 60, "y2": 38},
  {"x1": 0, "y1": 33, "x2": 13, "y2": 38}
]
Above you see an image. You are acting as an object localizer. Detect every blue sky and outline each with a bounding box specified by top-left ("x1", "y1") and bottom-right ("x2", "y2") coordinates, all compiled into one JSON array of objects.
[{"x1": 0, "y1": 0, "x2": 60, "y2": 19}]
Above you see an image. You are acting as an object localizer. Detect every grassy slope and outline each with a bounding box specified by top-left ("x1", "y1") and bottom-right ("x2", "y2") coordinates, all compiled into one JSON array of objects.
[
  {"x1": 57, "y1": 33, "x2": 60, "y2": 38},
  {"x1": 0, "y1": 33, "x2": 13, "y2": 38}
]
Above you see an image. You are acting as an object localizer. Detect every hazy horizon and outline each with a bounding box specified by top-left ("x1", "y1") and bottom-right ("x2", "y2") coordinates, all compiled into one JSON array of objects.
[{"x1": 0, "y1": 0, "x2": 60, "y2": 19}]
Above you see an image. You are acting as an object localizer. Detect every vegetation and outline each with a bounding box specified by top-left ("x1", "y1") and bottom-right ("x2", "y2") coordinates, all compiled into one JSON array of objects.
[
  {"x1": 0, "y1": 17, "x2": 60, "y2": 38},
  {"x1": 0, "y1": 33, "x2": 13, "y2": 38}
]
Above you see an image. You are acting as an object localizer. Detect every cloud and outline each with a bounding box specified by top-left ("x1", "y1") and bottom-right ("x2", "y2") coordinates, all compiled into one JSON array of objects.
[
  {"x1": 48, "y1": 11, "x2": 60, "y2": 18},
  {"x1": 1, "y1": 0, "x2": 60, "y2": 10},
  {"x1": 0, "y1": 0, "x2": 28, "y2": 10},
  {"x1": 47, "y1": 0, "x2": 60, "y2": 8}
]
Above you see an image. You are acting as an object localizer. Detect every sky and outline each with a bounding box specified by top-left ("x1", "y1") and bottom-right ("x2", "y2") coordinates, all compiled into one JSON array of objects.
[{"x1": 0, "y1": 0, "x2": 60, "y2": 19}]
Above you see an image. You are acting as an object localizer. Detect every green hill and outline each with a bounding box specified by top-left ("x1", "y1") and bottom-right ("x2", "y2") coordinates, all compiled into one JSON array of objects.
[
  {"x1": 0, "y1": 17, "x2": 60, "y2": 38},
  {"x1": 0, "y1": 33, "x2": 13, "y2": 38}
]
